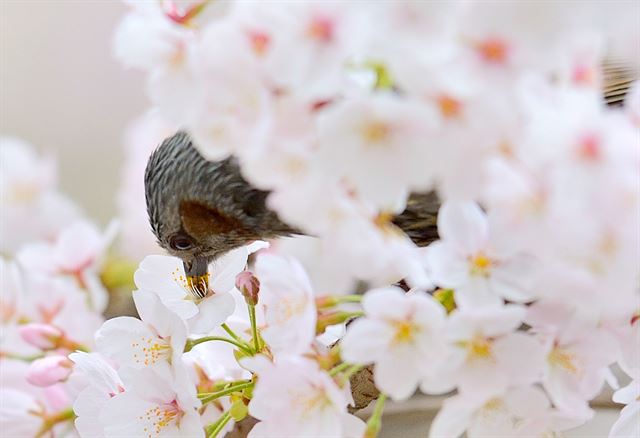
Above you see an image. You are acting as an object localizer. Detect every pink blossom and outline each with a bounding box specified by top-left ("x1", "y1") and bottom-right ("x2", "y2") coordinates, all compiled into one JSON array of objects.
[
  {"x1": 0, "y1": 137, "x2": 80, "y2": 254},
  {"x1": 133, "y1": 246, "x2": 255, "y2": 334},
  {"x1": 26, "y1": 355, "x2": 73, "y2": 387},
  {"x1": 341, "y1": 287, "x2": 447, "y2": 401},
  {"x1": 254, "y1": 253, "x2": 317, "y2": 356},
  {"x1": 609, "y1": 378, "x2": 640, "y2": 438},
  {"x1": 430, "y1": 385, "x2": 584, "y2": 438},
  {"x1": 426, "y1": 201, "x2": 539, "y2": 308},
  {"x1": 100, "y1": 364, "x2": 203, "y2": 437},
  {"x1": 18, "y1": 323, "x2": 63, "y2": 350},
  {"x1": 243, "y1": 355, "x2": 364, "y2": 438},
  {"x1": 69, "y1": 352, "x2": 125, "y2": 437},
  {"x1": 96, "y1": 290, "x2": 187, "y2": 370},
  {"x1": 421, "y1": 305, "x2": 547, "y2": 397}
]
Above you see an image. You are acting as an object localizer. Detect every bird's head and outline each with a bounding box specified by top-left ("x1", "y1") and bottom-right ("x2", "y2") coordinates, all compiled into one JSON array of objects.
[{"x1": 144, "y1": 131, "x2": 294, "y2": 297}]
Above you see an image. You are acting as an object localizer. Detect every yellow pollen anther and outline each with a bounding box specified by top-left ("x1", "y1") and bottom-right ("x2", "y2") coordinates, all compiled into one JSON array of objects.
[
  {"x1": 461, "y1": 335, "x2": 494, "y2": 361},
  {"x1": 548, "y1": 347, "x2": 578, "y2": 374},
  {"x1": 392, "y1": 320, "x2": 418, "y2": 344},
  {"x1": 482, "y1": 397, "x2": 503, "y2": 411},
  {"x1": 139, "y1": 401, "x2": 182, "y2": 438},
  {"x1": 362, "y1": 120, "x2": 390, "y2": 144},
  {"x1": 469, "y1": 253, "x2": 493, "y2": 276},
  {"x1": 173, "y1": 270, "x2": 211, "y2": 299}
]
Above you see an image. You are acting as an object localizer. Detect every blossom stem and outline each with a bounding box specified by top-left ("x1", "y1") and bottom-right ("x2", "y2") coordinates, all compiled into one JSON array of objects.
[
  {"x1": 316, "y1": 311, "x2": 365, "y2": 334},
  {"x1": 364, "y1": 393, "x2": 387, "y2": 438},
  {"x1": 213, "y1": 379, "x2": 251, "y2": 391},
  {"x1": 1, "y1": 352, "x2": 45, "y2": 362},
  {"x1": 199, "y1": 381, "x2": 254, "y2": 404},
  {"x1": 315, "y1": 294, "x2": 363, "y2": 309},
  {"x1": 328, "y1": 362, "x2": 351, "y2": 376},
  {"x1": 247, "y1": 304, "x2": 261, "y2": 352},
  {"x1": 221, "y1": 323, "x2": 252, "y2": 350},
  {"x1": 342, "y1": 364, "x2": 363, "y2": 380},
  {"x1": 185, "y1": 336, "x2": 252, "y2": 355},
  {"x1": 338, "y1": 364, "x2": 363, "y2": 387},
  {"x1": 206, "y1": 410, "x2": 232, "y2": 438},
  {"x1": 36, "y1": 408, "x2": 76, "y2": 438}
]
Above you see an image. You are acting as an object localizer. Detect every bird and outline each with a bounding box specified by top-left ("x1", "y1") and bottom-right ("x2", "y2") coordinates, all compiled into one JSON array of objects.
[
  {"x1": 145, "y1": 63, "x2": 635, "y2": 298},
  {"x1": 144, "y1": 131, "x2": 440, "y2": 297}
]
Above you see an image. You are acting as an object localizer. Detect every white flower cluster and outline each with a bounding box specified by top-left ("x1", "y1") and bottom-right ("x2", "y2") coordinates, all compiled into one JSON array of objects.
[
  {"x1": 1, "y1": 140, "x2": 116, "y2": 435},
  {"x1": 1, "y1": 1, "x2": 638, "y2": 438},
  {"x1": 111, "y1": 2, "x2": 639, "y2": 435},
  {"x1": 0, "y1": 137, "x2": 81, "y2": 254}
]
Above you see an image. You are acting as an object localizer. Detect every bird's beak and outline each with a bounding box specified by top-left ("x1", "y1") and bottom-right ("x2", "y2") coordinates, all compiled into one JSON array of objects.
[{"x1": 183, "y1": 257, "x2": 209, "y2": 299}]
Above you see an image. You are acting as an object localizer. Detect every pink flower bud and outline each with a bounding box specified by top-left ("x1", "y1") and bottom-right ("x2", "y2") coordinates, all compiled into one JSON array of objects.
[
  {"x1": 19, "y1": 324, "x2": 63, "y2": 350},
  {"x1": 26, "y1": 355, "x2": 73, "y2": 387},
  {"x1": 235, "y1": 271, "x2": 260, "y2": 306}
]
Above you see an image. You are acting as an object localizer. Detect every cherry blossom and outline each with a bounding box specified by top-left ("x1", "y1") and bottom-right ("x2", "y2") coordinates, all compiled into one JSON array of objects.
[
  {"x1": 609, "y1": 378, "x2": 640, "y2": 438},
  {"x1": 254, "y1": 253, "x2": 316, "y2": 356},
  {"x1": 133, "y1": 248, "x2": 249, "y2": 334},
  {"x1": 271, "y1": 236, "x2": 356, "y2": 296},
  {"x1": 426, "y1": 201, "x2": 539, "y2": 308},
  {"x1": 430, "y1": 385, "x2": 583, "y2": 438},
  {"x1": 0, "y1": 389, "x2": 45, "y2": 437},
  {"x1": 26, "y1": 355, "x2": 73, "y2": 387},
  {"x1": 0, "y1": 137, "x2": 80, "y2": 254},
  {"x1": 3, "y1": 2, "x2": 639, "y2": 437},
  {"x1": 19, "y1": 323, "x2": 64, "y2": 350},
  {"x1": 526, "y1": 300, "x2": 619, "y2": 418},
  {"x1": 243, "y1": 355, "x2": 365, "y2": 438},
  {"x1": 16, "y1": 219, "x2": 117, "y2": 312},
  {"x1": 421, "y1": 305, "x2": 547, "y2": 397},
  {"x1": 2, "y1": 267, "x2": 103, "y2": 354},
  {"x1": 96, "y1": 290, "x2": 187, "y2": 370},
  {"x1": 69, "y1": 352, "x2": 125, "y2": 437},
  {"x1": 316, "y1": 93, "x2": 436, "y2": 210},
  {"x1": 341, "y1": 287, "x2": 447, "y2": 400},
  {"x1": 100, "y1": 364, "x2": 203, "y2": 437}
]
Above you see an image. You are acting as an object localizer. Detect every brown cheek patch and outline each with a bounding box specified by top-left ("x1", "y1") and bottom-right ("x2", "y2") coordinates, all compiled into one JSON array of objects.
[{"x1": 179, "y1": 200, "x2": 245, "y2": 241}]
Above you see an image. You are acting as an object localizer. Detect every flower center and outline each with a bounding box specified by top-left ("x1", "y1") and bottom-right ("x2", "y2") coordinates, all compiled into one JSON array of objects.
[
  {"x1": 9, "y1": 182, "x2": 40, "y2": 204},
  {"x1": 172, "y1": 268, "x2": 211, "y2": 300},
  {"x1": 475, "y1": 37, "x2": 509, "y2": 64},
  {"x1": 437, "y1": 95, "x2": 462, "y2": 119},
  {"x1": 482, "y1": 397, "x2": 504, "y2": 412},
  {"x1": 469, "y1": 253, "x2": 493, "y2": 276},
  {"x1": 131, "y1": 336, "x2": 171, "y2": 367},
  {"x1": 139, "y1": 400, "x2": 182, "y2": 437},
  {"x1": 548, "y1": 347, "x2": 578, "y2": 374},
  {"x1": 248, "y1": 30, "x2": 270, "y2": 56},
  {"x1": 461, "y1": 335, "x2": 494, "y2": 361},
  {"x1": 275, "y1": 295, "x2": 308, "y2": 325},
  {"x1": 362, "y1": 120, "x2": 391, "y2": 144},
  {"x1": 391, "y1": 320, "x2": 419, "y2": 344},
  {"x1": 298, "y1": 386, "x2": 332, "y2": 417},
  {"x1": 307, "y1": 15, "x2": 334, "y2": 43},
  {"x1": 577, "y1": 133, "x2": 601, "y2": 161}
]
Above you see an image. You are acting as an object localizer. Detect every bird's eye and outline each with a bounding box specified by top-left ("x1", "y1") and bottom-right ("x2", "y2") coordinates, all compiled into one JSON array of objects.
[{"x1": 169, "y1": 234, "x2": 194, "y2": 251}]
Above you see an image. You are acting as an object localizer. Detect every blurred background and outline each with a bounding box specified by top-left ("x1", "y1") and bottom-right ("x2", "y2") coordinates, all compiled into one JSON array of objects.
[{"x1": 1, "y1": 0, "x2": 146, "y2": 224}]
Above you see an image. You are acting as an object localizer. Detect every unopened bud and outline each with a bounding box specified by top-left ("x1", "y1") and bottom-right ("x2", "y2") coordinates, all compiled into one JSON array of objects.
[
  {"x1": 19, "y1": 324, "x2": 63, "y2": 350},
  {"x1": 26, "y1": 355, "x2": 73, "y2": 387},
  {"x1": 235, "y1": 271, "x2": 260, "y2": 306}
]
